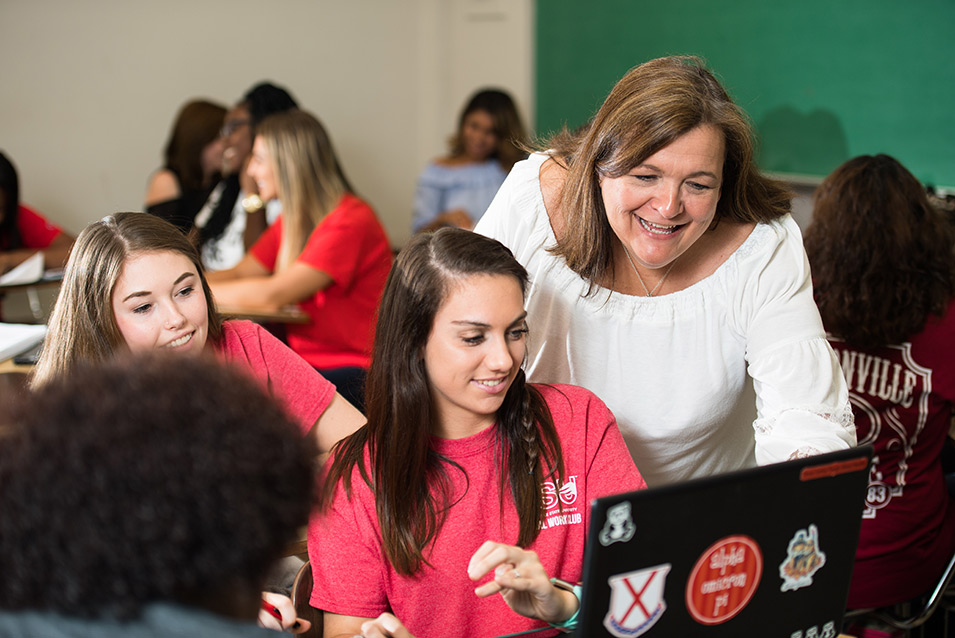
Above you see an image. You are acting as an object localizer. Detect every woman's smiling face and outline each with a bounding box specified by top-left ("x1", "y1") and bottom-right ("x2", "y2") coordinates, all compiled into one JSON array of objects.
[
  {"x1": 600, "y1": 124, "x2": 725, "y2": 272},
  {"x1": 111, "y1": 250, "x2": 208, "y2": 355},
  {"x1": 423, "y1": 273, "x2": 527, "y2": 439}
]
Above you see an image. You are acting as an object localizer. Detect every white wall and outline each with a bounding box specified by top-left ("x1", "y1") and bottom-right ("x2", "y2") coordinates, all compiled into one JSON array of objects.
[{"x1": 0, "y1": 0, "x2": 533, "y2": 249}]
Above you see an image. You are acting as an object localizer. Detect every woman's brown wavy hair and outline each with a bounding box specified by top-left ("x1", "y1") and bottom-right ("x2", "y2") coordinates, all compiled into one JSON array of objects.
[
  {"x1": 804, "y1": 154, "x2": 955, "y2": 347},
  {"x1": 547, "y1": 56, "x2": 792, "y2": 292}
]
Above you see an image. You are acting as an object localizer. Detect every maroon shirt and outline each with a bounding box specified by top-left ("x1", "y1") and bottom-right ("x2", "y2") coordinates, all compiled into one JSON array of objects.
[{"x1": 831, "y1": 298, "x2": 955, "y2": 608}]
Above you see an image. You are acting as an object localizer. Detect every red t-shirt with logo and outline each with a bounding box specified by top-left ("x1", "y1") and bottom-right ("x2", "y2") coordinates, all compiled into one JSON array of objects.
[
  {"x1": 831, "y1": 299, "x2": 955, "y2": 608},
  {"x1": 309, "y1": 384, "x2": 645, "y2": 637}
]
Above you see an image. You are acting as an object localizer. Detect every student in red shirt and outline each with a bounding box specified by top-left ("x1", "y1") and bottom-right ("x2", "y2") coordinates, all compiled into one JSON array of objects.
[
  {"x1": 208, "y1": 110, "x2": 392, "y2": 412},
  {"x1": 0, "y1": 151, "x2": 74, "y2": 274},
  {"x1": 310, "y1": 229, "x2": 645, "y2": 638},
  {"x1": 33, "y1": 212, "x2": 364, "y2": 457}
]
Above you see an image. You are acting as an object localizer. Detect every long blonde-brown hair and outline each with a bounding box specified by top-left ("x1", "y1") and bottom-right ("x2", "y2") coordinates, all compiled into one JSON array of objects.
[
  {"x1": 32, "y1": 213, "x2": 222, "y2": 388},
  {"x1": 255, "y1": 109, "x2": 352, "y2": 271},
  {"x1": 549, "y1": 56, "x2": 793, "y2": 290}
]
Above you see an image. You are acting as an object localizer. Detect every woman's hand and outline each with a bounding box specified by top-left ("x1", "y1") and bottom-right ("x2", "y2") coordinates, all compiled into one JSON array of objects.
[
  {"x1": 356, "y1": 613, "x2": 416, "y2": 638},
  {"x1": 258, "y1": 591, "x2": 312, "y2": 634},
  {"x1": 467, "y1": 540, "x2": 578, "y2": 624}
]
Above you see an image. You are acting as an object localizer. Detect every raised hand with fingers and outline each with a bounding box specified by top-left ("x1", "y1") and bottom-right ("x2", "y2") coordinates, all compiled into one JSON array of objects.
[{"x1": 467, "y1": 540, "x2": 578, "y2": 625}]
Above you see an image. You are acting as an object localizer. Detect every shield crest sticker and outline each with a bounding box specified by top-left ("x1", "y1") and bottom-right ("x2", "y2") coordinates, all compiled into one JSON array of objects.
[{"x1": 603, "y1": 564, "x2": 671, "y2": 638}]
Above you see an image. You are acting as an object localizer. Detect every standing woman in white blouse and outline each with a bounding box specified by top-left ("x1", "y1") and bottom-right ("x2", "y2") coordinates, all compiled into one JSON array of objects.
[{"x1": 476, "y1": 56, "x2": 856, "y2": 486}]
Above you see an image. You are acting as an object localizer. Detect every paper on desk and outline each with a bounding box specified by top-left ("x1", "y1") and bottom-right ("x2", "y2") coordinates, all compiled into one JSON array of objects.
[
  {"x1": 0, "y1": 322, "x2": 47, "y2": 361},
  {"x1": 0, "y1": 252, "x2": 44, "y2": 286}
]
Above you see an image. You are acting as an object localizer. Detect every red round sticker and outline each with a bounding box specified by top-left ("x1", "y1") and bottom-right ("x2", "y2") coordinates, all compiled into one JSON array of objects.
[{"x1": 685, "y1": 535, "x2": 762, "y2": 625}]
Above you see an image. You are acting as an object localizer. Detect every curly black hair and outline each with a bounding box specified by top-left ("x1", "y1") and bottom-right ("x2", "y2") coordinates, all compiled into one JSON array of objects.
[{"x1": 0, "y1": 353, "x2": 316, "y2": 619}]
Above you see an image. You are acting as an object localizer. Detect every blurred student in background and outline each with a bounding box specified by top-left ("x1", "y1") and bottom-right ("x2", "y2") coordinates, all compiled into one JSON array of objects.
[
  {"x1": 412, "y1": 88, "x2": 527, "y2": 233},
  {"x1": 209, "y1": 109, "x2": 392, "y2": 412},
  {"x1": 194, "y1": 82, "x2": 298, "y2": 270},
  {"x1": 0, "y1": 150, "x2": 74, "y2": 275},
  {"x1": 145, "y1": 99, "x2": 227, "y2": 233},
  {"x1": 804, "y1": 154, "x2": 955, "y2": 611}
]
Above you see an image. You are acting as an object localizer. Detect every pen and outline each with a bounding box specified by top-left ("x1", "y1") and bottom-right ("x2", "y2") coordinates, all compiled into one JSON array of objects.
[
  {"x1": 261, "y1": 599, "x2": 302, "y2": 631},
  {"x1": 261, "y1": 599, "x2": 283, "y2": 622}
]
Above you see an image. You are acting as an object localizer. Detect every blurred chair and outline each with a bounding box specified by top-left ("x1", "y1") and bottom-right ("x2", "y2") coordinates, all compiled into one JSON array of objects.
[
  {"x1": 845, "y1": 550, "x2": 955, "y2": 636},
  {"x1": 291, "y1": 559, "x2": 323, "y2": 638}
]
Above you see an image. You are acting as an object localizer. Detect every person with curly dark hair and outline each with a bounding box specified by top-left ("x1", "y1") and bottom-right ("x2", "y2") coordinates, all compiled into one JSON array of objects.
[
  {"x1": 0, "y1": 353, "x2": 316, "y2": 636},
  {"x1": 804, "y1": 154, "x2": 955, "y2": 611}
]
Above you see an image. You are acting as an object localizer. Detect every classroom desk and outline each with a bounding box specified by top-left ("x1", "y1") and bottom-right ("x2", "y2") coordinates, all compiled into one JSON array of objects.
[
  {"x1": 0, "y1": 272, "x2": 64, "y2": 293},
  {"x1": 217, "y1": 303, "x2": 310, "y2": 324},
  {"x1": 0, "y1": 273, "x2": 63, "y2": 322},
  {"x1": 0, "y1": 357, "x2": 32, "y2": 375}
]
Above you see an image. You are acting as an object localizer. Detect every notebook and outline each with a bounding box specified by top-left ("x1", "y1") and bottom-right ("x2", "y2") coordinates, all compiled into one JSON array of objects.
[
  {"x1": 0, "y1": 323, "x2": 47, "y2": 362},
  {"x1": 572, "y1": 446, "x2": 872, "y2": 638}
]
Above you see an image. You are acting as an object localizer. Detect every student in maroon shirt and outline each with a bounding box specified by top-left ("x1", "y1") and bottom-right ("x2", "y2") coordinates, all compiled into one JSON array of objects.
[{"x1": 805, "y1": 154, "x2": 955, "y2": 610}]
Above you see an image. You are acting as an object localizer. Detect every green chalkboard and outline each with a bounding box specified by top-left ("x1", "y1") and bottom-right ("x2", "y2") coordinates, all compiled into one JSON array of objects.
[{"x1": 536, "y1": 0, "x2": 955, "y2": 188}]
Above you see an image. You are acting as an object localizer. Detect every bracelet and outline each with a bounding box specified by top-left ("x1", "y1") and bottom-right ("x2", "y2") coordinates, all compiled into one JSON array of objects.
[
  {"x1": 548, "y1": 577, "x2": 582, "y2": 632},
  {"x1": 241, "y1": 194, "x2": 265, "y2": 214}
]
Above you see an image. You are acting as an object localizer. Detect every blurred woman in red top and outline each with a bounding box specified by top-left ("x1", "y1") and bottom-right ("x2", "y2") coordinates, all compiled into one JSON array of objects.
[
  {"x1": 0, "y1": 151, "x2": 74, "y2": 275},
  {"x1": 208, "y1": 110, "x2": 392, "y2": 411}
]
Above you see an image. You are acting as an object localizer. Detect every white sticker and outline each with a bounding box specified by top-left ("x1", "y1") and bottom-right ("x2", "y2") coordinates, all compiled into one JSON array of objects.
[
  {"x1": 599, "y1": 501, "x2": 636, "y2": 546},
  {"x1": 603, "y1": 564, "x2": 671, "y2": 638},
  {"x1": 779, "y1": 524, "x2": 827, "y2": 592}
]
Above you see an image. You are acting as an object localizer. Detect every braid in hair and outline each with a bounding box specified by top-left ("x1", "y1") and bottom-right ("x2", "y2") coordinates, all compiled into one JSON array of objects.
[
  {"x1": 519, "y1": 373, "x2": 539, "y2": 476},
  {"x1": 498, "y1": 370, "x2": 564, "y2": 546}
]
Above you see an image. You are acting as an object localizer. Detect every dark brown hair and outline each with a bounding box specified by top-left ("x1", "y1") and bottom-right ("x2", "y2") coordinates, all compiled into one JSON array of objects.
[
  {"x1": 548, "y1": 56, "x2": 793, "y2": 288},
  {"x1": 1, "y1": 353, "x2": 315, "y2": 619},
  {"x1": 0, "y1": 151, "x2": 22, "y2": 250},
  {"x1": 449, "y1": 89, "x2": 528, "y2": 172},
  {"x1": 163, "y1": 100, "x2": 226, "y2": 192},
  {"x1": 321, "y1": 228, "x2": 564, "y2": 576},
  {"x1": 804, "y1": 154, "x2": 955, "y2": 347}
]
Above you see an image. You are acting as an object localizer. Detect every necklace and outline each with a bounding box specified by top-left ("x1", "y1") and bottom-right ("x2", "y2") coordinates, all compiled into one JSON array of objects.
[{"x1": 621, "y1": 240, "x2": 677, "y2": 297}]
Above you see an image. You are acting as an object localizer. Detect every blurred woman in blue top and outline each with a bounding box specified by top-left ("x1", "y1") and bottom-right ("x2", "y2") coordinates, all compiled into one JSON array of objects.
[{"x1": 412, "y1": 89, "x2": 527, "y2": 233}]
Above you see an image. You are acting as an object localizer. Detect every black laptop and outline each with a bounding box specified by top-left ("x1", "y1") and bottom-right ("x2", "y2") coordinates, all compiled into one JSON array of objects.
[{"x1": 572, "y1": 446, "x2": 872, "y2": 638}]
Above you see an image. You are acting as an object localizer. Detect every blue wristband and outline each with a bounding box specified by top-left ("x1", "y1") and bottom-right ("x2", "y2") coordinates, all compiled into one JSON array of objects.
[{"x1": 548, "y1": 578, "x2": 582, "y2": 632}]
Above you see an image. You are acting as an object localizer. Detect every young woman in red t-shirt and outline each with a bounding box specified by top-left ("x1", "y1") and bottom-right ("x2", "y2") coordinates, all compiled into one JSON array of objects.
[{"x1": 208, "y1": 109, "x2": 392, "y2": 412}]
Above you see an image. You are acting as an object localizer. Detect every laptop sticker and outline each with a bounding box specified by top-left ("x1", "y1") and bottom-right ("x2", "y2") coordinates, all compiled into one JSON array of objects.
[
  {"x1": 598, "y1": 501, "x2": 636, "y2": 546},
  {"x1": 685, "y1": 535, "x2": 763, "y2": 625},
  {"x1": 779, "y1": 524, "x2": 826, "y2": 592},
  {"x1": 603, "y1": 564, "x2": 671, "y2": 638},
  {"x1": 790, "y1": 620, "x2": 838, "y2": 638}
]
